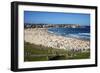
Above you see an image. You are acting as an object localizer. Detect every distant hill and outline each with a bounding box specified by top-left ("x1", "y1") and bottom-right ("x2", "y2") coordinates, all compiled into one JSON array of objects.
[{"x1": 24, "y1": 23, "x2": 81, "y2": 28}]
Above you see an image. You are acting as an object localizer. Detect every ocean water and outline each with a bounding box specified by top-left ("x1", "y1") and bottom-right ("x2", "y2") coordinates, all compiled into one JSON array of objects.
[{"x1": 48, "y1": 26, "x2": 90, "y2": 40}]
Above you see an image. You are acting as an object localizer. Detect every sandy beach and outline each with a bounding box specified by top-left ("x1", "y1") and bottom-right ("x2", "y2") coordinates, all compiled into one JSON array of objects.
[{"x1": 24, "y1": 28, "x2": 90, "y2": 51}]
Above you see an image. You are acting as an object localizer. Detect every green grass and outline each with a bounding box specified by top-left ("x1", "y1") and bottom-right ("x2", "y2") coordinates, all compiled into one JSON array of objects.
[{"x1": 24, "y1": 42, "x2": 90, "y2": 62}]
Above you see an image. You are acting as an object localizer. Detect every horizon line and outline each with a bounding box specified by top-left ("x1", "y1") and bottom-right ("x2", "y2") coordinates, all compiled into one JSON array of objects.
[{"x1": 24, "y1": 23, "x2": 90, "y2": 26}]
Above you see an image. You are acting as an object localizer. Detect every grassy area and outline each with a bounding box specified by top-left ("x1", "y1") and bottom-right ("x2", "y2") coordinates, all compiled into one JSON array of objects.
[{"x1": 24, "y1": 42, "x2": 90, "y2": 62}]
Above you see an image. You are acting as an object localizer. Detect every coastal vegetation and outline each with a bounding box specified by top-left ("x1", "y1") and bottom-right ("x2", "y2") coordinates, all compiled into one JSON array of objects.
[{"x1": 24, "y1": 42, "x2": 90, "y2": 62}]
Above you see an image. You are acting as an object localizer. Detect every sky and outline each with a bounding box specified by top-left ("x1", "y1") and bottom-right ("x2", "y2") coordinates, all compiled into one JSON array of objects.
[{"x1": 24, "y1": 11, "x2": 90, "y2": 26}]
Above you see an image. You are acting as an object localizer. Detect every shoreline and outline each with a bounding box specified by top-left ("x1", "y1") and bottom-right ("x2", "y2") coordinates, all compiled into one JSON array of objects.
[
  {"x1": 24, "y1": 28, "x2": 90, "y2": 51},
  {"x1": 48, "y1": 30, "x2": 90, "y2": 42},
  {"x1": 47, "y1": 28, "x2": 90, "y2": 41}
]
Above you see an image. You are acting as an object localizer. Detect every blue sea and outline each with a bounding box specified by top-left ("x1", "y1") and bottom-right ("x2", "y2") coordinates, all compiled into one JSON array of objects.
[{"x1": 48, "y1": 26, "x2": 90, "y2": 40}]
